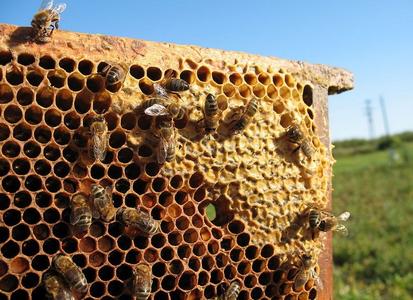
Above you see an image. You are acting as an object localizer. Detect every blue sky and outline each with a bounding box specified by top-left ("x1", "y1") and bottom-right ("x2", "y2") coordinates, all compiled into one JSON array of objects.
[{"x1": 1, "y1": 0, "x2": 412, "y2": 141}]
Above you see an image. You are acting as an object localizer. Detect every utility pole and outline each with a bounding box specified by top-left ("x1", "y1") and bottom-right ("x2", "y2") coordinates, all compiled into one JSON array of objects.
[
  {"x1": 365, "y1": 99, "x2": 374, "y2": 139},
  {"x1": 379, "y1": 96, "x2": 390, "y2": 136}
]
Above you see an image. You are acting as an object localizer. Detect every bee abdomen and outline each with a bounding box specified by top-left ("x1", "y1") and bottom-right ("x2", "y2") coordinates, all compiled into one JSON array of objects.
[
  {"x1": 165, "y1": 78, "x2": 189, "y2": 92},
  {"x1": 309, "y1": 210, "x2": 321, "y2": 228},
  {"x1": 245, "y1": 99, "x2": 258, "y2": 117},
  {"x1": 205, "y1": 94, "x2": 218, "y2": 116},
  {"x1": 136, "y1": 292, "x2": 150, "y2": 300},
  {"x1": 301, "y1": 142, "x2": 314, "y2": 158}
]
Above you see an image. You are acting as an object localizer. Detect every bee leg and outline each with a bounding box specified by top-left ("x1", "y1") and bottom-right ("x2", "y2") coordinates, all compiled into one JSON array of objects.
[{"x1": 292, "y1": 145, "x2": 301, "y2": 154}]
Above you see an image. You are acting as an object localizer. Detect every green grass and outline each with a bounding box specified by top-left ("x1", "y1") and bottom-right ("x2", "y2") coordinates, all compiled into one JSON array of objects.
[{"x1": 333, "y1": 143, "x2": 413, "y2": 299}]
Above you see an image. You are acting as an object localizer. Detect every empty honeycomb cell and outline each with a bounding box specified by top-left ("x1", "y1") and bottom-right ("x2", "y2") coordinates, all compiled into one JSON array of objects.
[
  {"x1": 133, "y1": 179, "x2": 148, "y2": 195},
  {"x1": 26, "y1": 68, "x2": 44, "y2": 86},
  {"x1": 302, "y1": 84, "x2": 314, "y2": 106},
  {"x1": 115, "y1": 179, "x2": 129, "y2": 194},
  {"x1": 80, "y1": 237, "x2": 97, "y2": 253},
  {"x1": 253, "y1": 83, "x2": 266, "y2": 98},
  {"x1": 13, "y1": 191, "x2": 32, "y2": 208},
  {"x1": 83, "y1": 266, "x2": 97, "y2": 283},
  {"x1": 0, "y1": 84, "x2": 13, "y2": 104},
  {"x1": 147, "y1": 66, "x2": 162, "y2": 81},
  {"x1": 21, "y1": 272, "x2": 39, "y2": 289},
  {"x1": 62, "y1": 146, "x2": 79, "y2": 163},
  {"x1": 117, "y1": 235, "x2": 133, "y2": 250},
  {"x1": 221, "y1": 236, "x2": 235, "y2": 251},
  {"x1": 228, "y1": 220, "x2": 245, "y2": 235},
  {"x1": 161, "y1": 275, "x2": 176, "y2": 291},
  {"x1": 141, "y1": 193, "x2": 156, "y2": 209},
  {"x1": 115, "y1": 264, "x2": 133, "y2": 282},
  {"x1": 183, "y1": 228, "x2": 198, "y2": 243},
  {"x1": 43, "y1": 207, "x2": 60, "y2": 224},
  {"x1": 78, "y1": 59, "x2": 94, "y2": 75},
  {"x1": 178, "y1": 271, "x2": 196, "y2": 291},
  {"x1": 34, "y1": 125, "x2": 52, "y2": 143},
  {"x1": 258, "y1": 271, "x2": 272, "y2": 286},
  {"x1": 23, "y1": 141, "x2": 41, "y2": 158},
  {"x1": 62, "y1": 237, "x2": 78, "y2": 253},
  {"x1": 2, "y1": 141, "x2": 21, "y2": 158},
  {"x1": 252, "y1": 258, "x2": 266, "y2": 273},
  {"x1": 137, "y1": 114, "x2": 152, "y2": 130},
  {"x1": 268, "y1": 255, "x2": 281, "y2": 270},
  {"x1": 236, "y1": 232, "x2": 250, "y2": 247},
  {"x1": 129, "y1": 64, "x2": 145, "y2": 79},
  {"x1": 51, "y1": 217, "x2": 70, "y2": 235},
  {"x1": 108, "y1": 280, "x2": 124, "y2": 297},
  {"x1": 0, "y1": 159, "x2": 10, "y2": 177},
  {"x1": 54, "y1": 127, "x2": 72, "y2": 146},
  {"x1": 139, "y1": 78, "x2": 154, "y2": 95},
  {"x1": 86, "y1": 74, "x2": 105, "y2": 93},
  {"x1": 90, "y1": 281, "x2": 106, "y2": 298},
  {"x1": 98, "y1": 235, "x2": 115, "y2": 252},
  {"x1": 34, "y1": 159, "x2": 52, "y2": 176},
  {"x1": 3, "y1": 208, "x2": 21, "y2": 226},
  {"x1": 143, "y1": 247, "x2": 157, "y2": 263},
  {"x1": 47, "y1": 69, "x2": 66, "y2": 88},
  {"x1": 93, "y1": 91, "x2": 112, "y2": 114},
  {"x1": 137, "y1": 144, "x2": 152, "y2": 157},
  {"x1": 223, "y1": 83, "x2": 236, "y2": 97},
  {"x1": 273, "y1": 74, "x2": 284, "y2": 87},
  {"x1": 285, "y1": 74, "x2": 295, "y2": 88},
  {"x1": 13, "y1": 123, "x2": 32, "y2": 141},
  {"x1": 251, "y1": 287, "x2": 264, "y2": 299},
  {"x1": 12, "y1": 223, "x2": 30, "y2": 241},
  {"x1": 196, "y1": 66, "x2": 211, "y2": 82},
  {"x1": 168, "y1": 231, "x2": 183, "y2": 246},
  {"x1": 224, "y1": 265, "x2": 236, "y2": 280},
  {"x1": 210, "y1": 269, "x2": 224, "y2": 284},
  {"x1": 109, "y1": 130, "x2": 126, "y2": 149},
  {"x1": 6, "y1": 66, "x2": 24, "y2": 85},
  {"x1": 68, "y1": 72, "x2": 85, "y2": 91},
  {"x1": 22, "y1": 208, "x2": 41, "y2": 226},
  {"x1": 204, "y1": 285, "x2": 216, "y2": 299},
  {"x1": 24, "y1": 174, "x2": 42, "y2": 192},
  {"x1": 25, "y1": 105, "x2": 43, "y2": 125},
  {"x1": 161, "y1": 246, "x2": 175, "y2": 261},
  {"x1": 210, "y1": 71, "x2": 226, "y2": 85},
  {"x1": 33, "y1": 224, "x2": 50, "y2": 240},
  {"x1": 74, "y1": 89, "x2": 93, "y2": 114},
  {"x1": 0, "y1": 124, "x2": 10, "y2": 142},
  {"x1": 56, "y1": 89, "x2": 73, "y2": 111},
  {"x1": 0, "y1": 227, "x2": 9, "y2": 243},
  {"x1": 176, "y1": 216, "x2": 190, "y2": 231},
  {"x1": 280, "y1": 86, "x2": 291, "y2": 99},
  {"x1": 0, "y1": 50, "x2": 12, "y2": 66},
  {"x1": 1, "y1": 240, "x2": 19, "y2": 259},
  {"x1": 0, "y1": 274, "x2": 18, "y2": 292},
  {"x1": 180, "y1": 70, "x2": 195, "y2": 84},
  {"x1": 191, "y1": 214, "x2": 204, "y2": 228},
  {"x1": 201, "y1": 255, "x2": 215, "y2": 272},
  {"x1": 124, "y1": 164, "x2": 141, "y2": 181},
  {"x1": 2, "y1": 175, "x2": 21, "y2": 193},
  {"x1": 43, "y1": 144, "x2": 61, "y2": 160},
  {"x1": 16, "y1": 87, "x2": 34, "y2": 105},
  {"x1": 244, "y1": 73, "x2": 258, "y2": 86},
  {"x1": 0, "y1": 194, "x2": 10, "y2": 211},
  {"x1": 99, "y1": 265, "x2": 114, "y2": 281},
  {"x1": 124, "y1": 193, "x2": 139, "y2": 208},
  {"x1": 59, "y1": 57, "x2": 76, "y2": 72},
  {"x1": 188, "y1": 256, "x2": 200, "y2": 272},
  {"x1": 183, "y1": 201, "x2": 196, "y2": 216},
  {"x1": 88, "y1": 251, "x2": 106, "y2": 268},
  {"x1": 36, "y1": 86, "x2": 54, "y2": 108},
  {"x1": 207, "y1": 240, "x2": 219, "y2": 255},
  {"x1": 35, "y1": 191, "x2": 52, "y2": 207},
  {"x1": 258, "y1": 72, "x2": 271, "y2": 85},
  {"x1": 108, "y1": 222, "x2": 123, "y2": 238},
  {"x1": 280, "y1": 113, "x2": 294, "y2": 129},
  {"x1": 4, "y1": 105, "x2": 23, "y2": 124},
  {"x1": 170, "y1": 259, "x2": 184, "y2": 275},
  {"x1": 39, "y1": 55, "x2": 56, "y2": 70},
  {"x1": 245, "y1": 274, "x2": 258, "y2": 288},
  {"x1": 151, "y1": 177, "x2": 166, "y2": 193},
  {"x1": 118, "y1": 148, "x2": 133, "y2": 163},
  {"x1": 94, "y1": 165, "x2": 111, "y2": 181},
  {"x1": 239, "y1": 84, "x2": 251, "y2": 98},
  {"x1": 17, "y1": 53, "x2": 35, "y2": 66},
  {"x1": 175, "y1": 191, "x2": 188, "y2": 205},
  {"x1": 261, "y1": 244, "x2": 275, "y2": 258}
]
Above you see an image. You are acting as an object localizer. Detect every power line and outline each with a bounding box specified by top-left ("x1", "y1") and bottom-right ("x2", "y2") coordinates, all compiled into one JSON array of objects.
[
  {"x1": 365, "y1": 99, "x2": 374, "y2": 139},
  {"x1": 379, "y1": 96, "x2": 390, "y2": 136}
]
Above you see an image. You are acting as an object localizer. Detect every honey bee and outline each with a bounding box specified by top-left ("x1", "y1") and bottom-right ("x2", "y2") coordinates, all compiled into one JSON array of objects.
[
  {"x1": 89, "y1": 115, "x2": 108, "y2": 161},
  {"x1": 70, "y1": 193, "x2": 92, "y2": 233},
  {"x1": 144, "y1": 102, "x2": 186, "y2": 120},
  {"x1": 293, "y1": 253, "x2": 322, "y2": 291},
  {"x1": 100, "y1": 62, "x2": 127, "y2": 87},
  {"x1": 90, "y1": 184, "x2": 116, "y2": 222},
  {"x1": 52, "y1": 254, "x2": 88, "y2": 294},
  {"x1": 43, "y1": 272, "x2": 75, "y2": 300},
  {"x1": 286, "y1": 124, "x2": 314, "y2": 158},
  {"x1": 31, "y1": 0, "x2": 66, "y2": 43},
  {"x1": 117, "y1": 207, "x2": 159, "y2": 236},
  {"x1": 203, "y1": 93, "x2": 220, "y2": 134},
  {"x1": 222, "y1": 280, "x2": 241, "y2": 300},
  {"x1": 132, "y1": 263, "x2": 152, "y2": 300},
  {"x1": 159, "y1": 69, "x2": 190, "y2": 93},
  {"x1": 232, "y1": 98, "x2": 258, "y2": 134},
  {"x1": 318, "y1": 210, "x2": 350, "y2": 235},
  {"x1": 157, "y1": 119, "x2": 176, "y2": 164}
]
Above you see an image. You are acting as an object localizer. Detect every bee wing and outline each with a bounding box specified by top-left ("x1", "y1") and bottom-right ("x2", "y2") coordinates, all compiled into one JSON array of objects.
[
  {"x1": 334, "y1": 224, "x2": 349, "y2": 236},
  {"x1": 163, "y1": 69, "x2": 174, "y2": 80},
  {"x1": 144, "y1": 104, "x2": 169, "y2": 116},
  {"x1": 157, "y1": 138, "x2": 168, "y2": 164},
  {"x1": 40, "y1": 0, "x2": 54, "y2": 10},
  {"x1": 52, "y1": 3, "x2": 66, "y2": 14},
  {"x1": 337, "y1": 211, "x2": 351, "y2": 221},
  {"x1": 70, "y1": 208, "x2": 80, "y2": 224},
  {"x1": 311, "y1": 270, "x2": 324, "y2": 290}
]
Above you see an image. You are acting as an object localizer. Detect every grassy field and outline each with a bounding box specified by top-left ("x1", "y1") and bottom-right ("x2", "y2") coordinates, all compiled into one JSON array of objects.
[{"x1": 332, "y1": 143, "x2": 413, "y2": 299}]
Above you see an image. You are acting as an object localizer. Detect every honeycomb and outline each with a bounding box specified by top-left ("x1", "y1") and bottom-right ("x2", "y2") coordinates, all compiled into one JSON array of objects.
[{"x1": 0, "y1": 24, "x2": 353, "y2": 300}]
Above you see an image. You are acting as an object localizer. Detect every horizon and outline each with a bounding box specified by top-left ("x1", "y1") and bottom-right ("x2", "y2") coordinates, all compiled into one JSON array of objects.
[{"x1": 1, "y1": 1, "x2": 412, "y2": 141}]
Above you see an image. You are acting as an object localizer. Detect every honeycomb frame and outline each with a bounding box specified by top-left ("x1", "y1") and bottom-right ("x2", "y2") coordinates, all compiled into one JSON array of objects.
[{"x1": 0, "y1": 24, "x2": 353, "y2": 300}]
